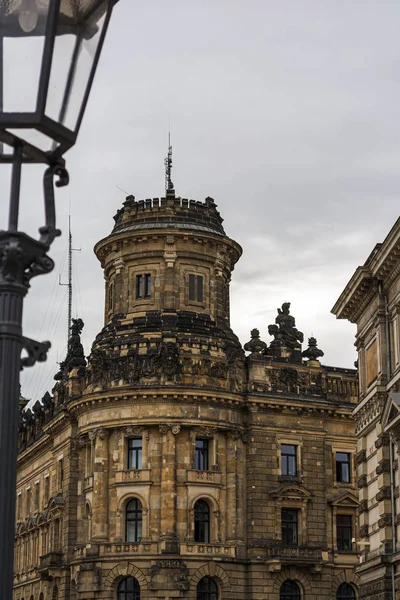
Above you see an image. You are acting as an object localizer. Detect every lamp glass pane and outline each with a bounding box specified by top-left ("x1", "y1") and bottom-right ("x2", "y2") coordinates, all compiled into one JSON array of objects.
[
  {"x1": 45, "y1": 0, "x2": 109, "y2": 132},
  {"x1": 0, "y1": 1, "x2": 50, "y2": 112}
]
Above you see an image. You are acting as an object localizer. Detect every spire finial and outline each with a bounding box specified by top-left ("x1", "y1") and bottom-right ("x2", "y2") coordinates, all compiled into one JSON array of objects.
[{"x1": 165, "y1": 129, "x2": 175, "y2": 196}]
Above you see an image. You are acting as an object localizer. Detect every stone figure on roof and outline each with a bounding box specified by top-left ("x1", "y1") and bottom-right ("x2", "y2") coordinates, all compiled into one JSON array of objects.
[{"x1": 268, "y1": 302, "x2": 304, "y2": 349}]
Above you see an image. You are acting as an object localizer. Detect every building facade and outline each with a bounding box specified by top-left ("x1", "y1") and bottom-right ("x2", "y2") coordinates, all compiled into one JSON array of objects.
[
  {"x1": 333, "y1": 218, "x2": 400, "y2": 600},
  {"x1": 15, "y1": 188, "x2": 359, "y2": 600}
]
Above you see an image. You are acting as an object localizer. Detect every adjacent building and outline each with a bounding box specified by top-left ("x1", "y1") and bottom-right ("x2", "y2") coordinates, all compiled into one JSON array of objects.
[
  {"x1": 332, "y1": 217, "x2": 400, "y2": 600},
  {"x1": 15, "y1": 185, "x2": 359, "y2": 600}
]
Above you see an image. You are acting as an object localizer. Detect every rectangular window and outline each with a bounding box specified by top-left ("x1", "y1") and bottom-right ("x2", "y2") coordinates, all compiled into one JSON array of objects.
[
  {"x1": 128, "y1": 438, "x2": 142, "y2": 470},
  {"x1": 195, "y1": 438, "x2": 209, "y2": 470},
  {"x1": 336, "y1": 452, "x2": 351, "y2": 483},
  {"x1": 281, "y1": 444, "x2": 297, "y2": 476},
  {"x1": 108, "y1": 282, "x2": 114, "y2": 310},
  {"x1": 337, "y1": 515, "x2": 352, "y2": 551},
  {"x1": 145, "y1": 273, "x2": 151, "y2": 297},
  {"x1": 189, "y1": 274, "x2": 204, "y2": 302},
  {"x1": 58, "y1": 459, "x2": 64, "y2": 488},
  {"x1": 26, "y1": 488, "x2": 31, "y2": 516},
  {"x1": 44, "y1": 475, "x2": 50, "y2": 506},
  {"x1": 281, "y1": 509, "x2": 298, "y2": 546},
  {"x1": 136, "y1": 274, "x2": 151, "y2": 299},
  {"x1": 35, "y1": 482, "x2": 40, "y2": 512}
]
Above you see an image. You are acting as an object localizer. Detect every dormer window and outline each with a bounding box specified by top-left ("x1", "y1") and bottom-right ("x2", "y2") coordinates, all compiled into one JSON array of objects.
[
  {"x1": 189, "y1": 274, "x2": 203, "y2": 303},
  {"x1": 136, "y1": 274, "x2": 151, "y2": 299}
]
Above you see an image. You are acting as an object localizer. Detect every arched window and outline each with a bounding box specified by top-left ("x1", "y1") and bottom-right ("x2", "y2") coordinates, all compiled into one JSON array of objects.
[
  {"x1": 39, "y1": 594, "x2": 44, "y2": 600},
  {"x1": 194, "y1": 499, "x2": 210, "y2": 543},
  {"x1": 197, "y1": 577, "x2": 218, "y2": 600},
  {"x1": 126, "y1": 499, "x2": 142, "y2": 542},
  {"x1": 280, "y1": 580, "x2": 301, "y2": 600},
  {"x1": 118, "y1": 576, "x2": 140, "y2": 600},
  {"x1": 337, "y1": 583, "x2": 356, "y2": 600}
]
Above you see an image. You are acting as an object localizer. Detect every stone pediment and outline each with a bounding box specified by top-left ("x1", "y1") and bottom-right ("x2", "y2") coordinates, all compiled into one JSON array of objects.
[
  {"x1": 327, "y1": 490, "x2": 359, "y2": 507},
  {"x1": 382, "y1": 391, "x2": 400, "y2": 433},
  {"x1": 269, "y1": 483, "x2": 312, "y2": 501}
]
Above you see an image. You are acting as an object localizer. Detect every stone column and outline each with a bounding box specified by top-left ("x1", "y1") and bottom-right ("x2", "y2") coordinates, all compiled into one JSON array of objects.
[
  {"x1": 159, "y1": 424, "x2": 180, "y2": 553},
  {"x1": 226, "y1": 431, "x2": 238, "y2": 541},
  {"x1": 91, "y1": 428, "x2": 109, "y2": 542}
]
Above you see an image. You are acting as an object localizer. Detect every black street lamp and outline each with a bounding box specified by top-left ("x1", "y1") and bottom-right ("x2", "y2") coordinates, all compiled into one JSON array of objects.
[{"x1": 0, "y1": 1, "x2": 119, "y2": 597}]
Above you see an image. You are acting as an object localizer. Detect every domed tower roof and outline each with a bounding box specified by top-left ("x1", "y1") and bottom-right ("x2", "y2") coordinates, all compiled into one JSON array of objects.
[{"x1": 89, "y1": 186, "x2": 244, "y2": 395}]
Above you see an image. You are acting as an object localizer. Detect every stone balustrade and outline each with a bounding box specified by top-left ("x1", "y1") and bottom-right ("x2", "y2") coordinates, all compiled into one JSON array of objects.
[
  {"x1": 181, "y1": 543, "x2": 235, "y2": 557},
  {"x1": 114, "y1": 469, "x2": 152, "y2": 483}
]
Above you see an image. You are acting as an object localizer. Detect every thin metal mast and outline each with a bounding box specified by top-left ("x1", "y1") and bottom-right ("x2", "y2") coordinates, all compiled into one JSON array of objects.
[
  {"x1": 59, "y1": 216, "x2": 80, "y2": 347},
  {"x1": 67, "y1": 215, "x2": 72, "y2": 345},
  {"x1": 164, "y1": 131, "x2": 175, "y2": 194}
]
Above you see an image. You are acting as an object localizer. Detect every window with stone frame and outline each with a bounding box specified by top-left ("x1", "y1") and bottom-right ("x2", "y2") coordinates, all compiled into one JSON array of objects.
[
  {"x1": 281, "y1": 508, "x2": 298, "y2": 546},
  {"x1": 196, "y1": 577, "x2": 218, "y2": 600},
  {"x1": 280, "y1": 580, "x2": 301, "y2": 600},
  {"x1": 336, "y1": 452, "x2": 351, "y2": 483},
  {"x1": 336, "y1": 514, "x2": 352, "y2": 551},
  {"x1": 136, "y1": 273, "x2": 151, "y2": 299},
  {"x1": 194, "y1": 499, "x2": 210, "y2": 543},
  {"x1": 127, "y1": 438, "x2": 142, "y2": 470},
  {"x1": 281, "y1": 444, "x2": 297, "y2": 476},
  {"x1": 118, "y1": 577, "x2": 140, "y2": 600},
  {"x1": 126, "y1": 498, "x2": 142, "y2": 542},
  {"x1": 195, "y1": 438, "x2": 209, "y2": 470},
  {"x1": 337, "y1": 583, "x2": 356, "y2": 600},
  {"x1": 188, "y1": 273, "x2": 204, "y2": 303},
  {"x1": 108, "y1": 281, "x2": 114, "y2": 311}
]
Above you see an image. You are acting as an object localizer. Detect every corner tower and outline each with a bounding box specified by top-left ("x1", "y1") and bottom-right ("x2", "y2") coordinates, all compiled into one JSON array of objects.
[{"x1": 91, "y1": 189, "x2": 243, "y2": 392}]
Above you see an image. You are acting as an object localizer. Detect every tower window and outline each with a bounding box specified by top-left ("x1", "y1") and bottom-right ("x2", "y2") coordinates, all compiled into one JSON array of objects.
[
  {"x1": 118, "y1": 577, "x2": 140, "y2": 600},
  {"x1": 189, "y1": 274, "x2": 203, "y2": 302},
  {"x1": 136, "y1": 274, "x2": 151, "y2": 299},
  {"x1": 126, "y1": 498, "x2": 142, "y2": 542},
  {"x1": 195, "y1": 439, "x2": 209, "y2": 470},
  {"x1": 128, "y1": 438, "x2": 142, "y2": 470},
  {"x1": 194, "y1": 499, "x2": 210, "y2": 543},
  {"x1": 108, "y1": 282, "x2": 114, "y2": 310}
]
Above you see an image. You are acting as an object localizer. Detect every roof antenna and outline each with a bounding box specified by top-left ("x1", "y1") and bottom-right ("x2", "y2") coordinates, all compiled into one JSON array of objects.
[
  {"x1": 164, "y1": 128, "x2": 175, "y2": 196},
  {"x1": 59, "y1": 215, "x2": 81, "y2": 348}
]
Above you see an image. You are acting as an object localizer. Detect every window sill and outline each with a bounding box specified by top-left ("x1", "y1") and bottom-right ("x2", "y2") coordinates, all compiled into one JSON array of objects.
[{"x1": 278, "y1": 475, "x2": 302, "y2": 484}]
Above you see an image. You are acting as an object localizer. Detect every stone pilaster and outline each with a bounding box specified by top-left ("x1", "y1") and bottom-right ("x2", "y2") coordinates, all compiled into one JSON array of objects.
[
  {"x1": 91, "y1": 428, "x2": 109, "y2": 542},
  {"x1": 159, "y1": 424, "x2": 180, "y2": 553}
]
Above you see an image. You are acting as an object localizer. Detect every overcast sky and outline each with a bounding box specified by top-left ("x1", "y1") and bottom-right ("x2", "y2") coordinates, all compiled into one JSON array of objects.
[{"x1": 6, "y1": 1, "x2": 399, "y2": 402}]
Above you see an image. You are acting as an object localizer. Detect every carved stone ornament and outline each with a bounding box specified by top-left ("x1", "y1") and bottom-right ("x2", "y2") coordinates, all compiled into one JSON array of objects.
[
  {"x1": 123, "y1": 426, "x2": 145, "y2": 437},
  {"x1": 159, "y1": 424, "x2": 169, "y2": 434},
  {"x1": 97, "y1": 428, "x2": 109, "y2": 440},
  {"x1": 244, "y1": 328, "x2": 267, "y2": 354},
  {"x1": 302, "y1": 337, "x2": 324, "y2": 362},
  {"x1": 171, "y1": 424, "x2": 181, "y2": 435}
]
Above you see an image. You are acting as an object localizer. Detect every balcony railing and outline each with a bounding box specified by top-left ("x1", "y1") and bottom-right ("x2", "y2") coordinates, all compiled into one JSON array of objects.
[
  {"x1": 181, "y1": 543, "x2": 235, "y2": 557},
  {"x1": 39, "y1": 551, "x2": 63, "y2": 569},
  {"x1": 186, "y1": 470, "x2": 222, "y2": 485},
  {"x1": 73, "y1": 542, "x2": 157, "y2": 559},
  {"x1": 115, "y1": 469, "x2": 152, "y2": 483},
  {"x1": 266, "y1": 546, "x2": 322, "y2": 562}
]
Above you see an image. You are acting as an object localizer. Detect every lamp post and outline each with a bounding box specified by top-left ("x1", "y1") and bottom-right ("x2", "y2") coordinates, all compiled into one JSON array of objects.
[{"x1": 0, "y1": 1, "x2": 119, "y2": 597}]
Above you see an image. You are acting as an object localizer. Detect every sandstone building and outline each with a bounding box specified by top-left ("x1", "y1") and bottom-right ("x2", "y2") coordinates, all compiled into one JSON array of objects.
[
  {"x1": 15, "y1": 183, "x2": 359, "y2": 600},
  {"x1": 333, "y1": 217, "x2": 400, "y2": 600}
]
